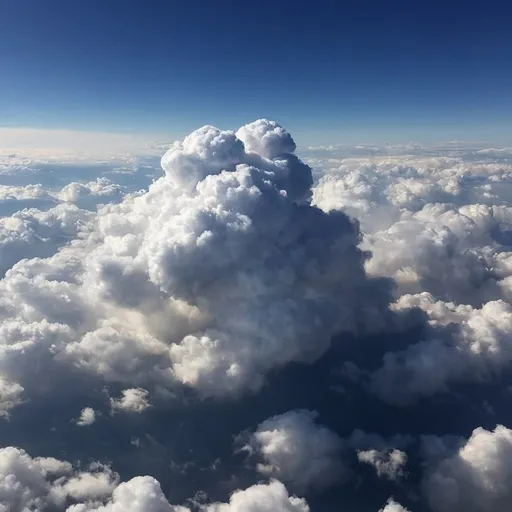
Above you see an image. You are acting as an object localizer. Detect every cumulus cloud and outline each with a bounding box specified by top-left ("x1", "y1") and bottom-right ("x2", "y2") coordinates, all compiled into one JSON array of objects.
[
  {"x1": 2, "y1": 121, "x2": 512, "y2": 511},
  {"x1": 110, "y1": 389, "x2": 150, "y2": 414},
  {"x1": 357, "y1": 448, "x2": 407, "y2": 480},
  {"x1": 309, "y1": 144, "x2": 512, "y2": 407},
  {"x1": 67, "y1": 476, "x2": 182, "y2": 512},
  {"x1": 0, "y1": 444, "x2": 309, "y2": 512},
  {"x1": 38, "y1": 118, "x2": 391, "y2": 400},
  {"x1": 422, "y1": 425, "x2": 512, "y2": 512},
  {"x1": 368, "y1": 293, "x2": 512, "y2": 405},
  {"x1": 76, "y1": 407, "x2": 96, "y2": 426},
  {"x1": 58, "y1": 178, "x2": 129, "y2": 209},
  {"x1": 68, "y1": 478, "x2": 310, "y2": 512},
  {"x1": 241, "y1": 410, "x2": 346, "y2": 492},
  {"x1": 379, "y1": 498, "x2": 410, "y2": 512},
  {"x1": 0, "y1": 446, "x2": 118, "y2": 511},
  {"x1": 0, "y1": 204, "x2": 93, "y2": 277},
  {"x1": 204, "y1": 480, "x2": 309, "y2": 512}
]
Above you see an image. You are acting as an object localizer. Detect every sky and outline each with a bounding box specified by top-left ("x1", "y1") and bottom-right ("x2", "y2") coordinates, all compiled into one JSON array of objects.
[
  {"x1": 3, "y1": 4, "x2": 512, "y2": 507},
  {"x1": 1, "y1": 0, "x2": 512, "y2": 145}
]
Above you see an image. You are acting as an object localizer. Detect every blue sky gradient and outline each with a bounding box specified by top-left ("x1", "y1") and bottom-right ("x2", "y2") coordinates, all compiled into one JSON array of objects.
[{"x1": 1, "y1": 0, "x2": 511, "y2": 144}]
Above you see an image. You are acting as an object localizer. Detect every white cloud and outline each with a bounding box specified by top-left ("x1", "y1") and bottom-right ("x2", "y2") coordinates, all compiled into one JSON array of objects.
[
  {"x1": 76, "y1": 407, "x2": 96, "y2": 426},
  {"x1": 0, "y1": 378, "x2": 24, "y2": 419},
  {"x1": 1, "y1": 122, "x2": 512, "y2": 511},
  {"x1": 58, "y1": 178, "x2": 129, "y2": 209},
  {"x1": 378, "y1": 498, "x2": 410, "y2": 512},
  {"x1": 357, "y1": 448, "x2": 407, "y2": 480},
  {"x1": 242, "y1": 409, "x2": 346, "y2": 492},
  {"x1": 0, "y1": 204, "x2": 93, "y2": 277},
  {"x1": 67, "y1": 476, "x2": 182, "y2": 512},
  {"x1": 369, "y1": 294, "x2": 512, "y2": 405},
  {"x1": 0, "y1": 444, "x2": 309, "y2": 512},
  {"x1": 0, "y1": 127, "x2": 164, "y2": 164},
  {"x1": 310, "y1": 145, "x2": 512, "y2": 405},
  {"x1": 423, "y1": 425, "x2": 512, "y2": 512},
  {"x1": 0, "y1": 447, "x2": 117, "y2": 511},
  {"x1": 69, "y1": 478, "x2": 309, "y2": 512},
  {"x1": 24, "y1": 118, "x2": 390, "y2": 400},
  {"x1": 204, "y1": 480, "x2": 309, "y2": 512},
  {"x1": 110, "y1": 388, "x2": 150, "y2": 414}
]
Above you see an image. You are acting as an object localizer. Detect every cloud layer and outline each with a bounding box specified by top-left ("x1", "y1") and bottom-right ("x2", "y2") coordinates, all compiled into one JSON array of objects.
[{"x1": 0, "y1": 121, "x2": 511, "y2": 511}]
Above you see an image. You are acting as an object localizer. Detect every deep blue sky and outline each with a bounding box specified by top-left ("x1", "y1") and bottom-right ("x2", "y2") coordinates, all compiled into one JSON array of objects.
[{"x1": 1, "y1": 0, "x2": 511, "y2": 144}]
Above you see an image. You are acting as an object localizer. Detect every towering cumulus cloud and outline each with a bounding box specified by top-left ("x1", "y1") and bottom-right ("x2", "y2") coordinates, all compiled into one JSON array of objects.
[
  {"x1": 60, "y1": 119, "x2": 390, "y2": 398},
  {"x1": 0, "y1": 121, "x2": 511, "y2": 511}
]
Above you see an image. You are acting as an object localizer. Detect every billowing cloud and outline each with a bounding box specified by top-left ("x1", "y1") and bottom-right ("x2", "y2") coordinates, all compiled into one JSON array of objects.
[
  {"x1": 379, "y1": 498, "x2": 411, "y2": 512},
  {"x1": 110, "y1": 389, "x2": 150, "y2": 414},
  {"x1": 76, "y1": 407, "x2": 96, "y2": 427},
  {"x1": 357, "y1": 448, "x2": 407, "y2": 481},
  {"x1": 241, "y1": 410, "x2": 346, "y2": 492},
  {"x1": 204, "y1": 480, "x2": 310, "y2": 512},
  {"x1": 0, "y1": 445, "x2": 308, "y2": 512},
  {"x1": 0, "y1": 446, "x2": 118, "y2": 511},
  {"x1": 423, "y1": 425, "x2": 512, "y2": 512},
  {"x1": 0, "y1": 122, "x2": 512, "y2": 511},
  {"x1": 42, "y1": 118, "x2": 391, "y2": 400}
]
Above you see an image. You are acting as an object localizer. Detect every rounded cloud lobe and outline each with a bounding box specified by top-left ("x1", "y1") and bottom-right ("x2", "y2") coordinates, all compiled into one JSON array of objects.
[
  {"x1": 241, "y1": 409, "x2": 346, "y2": 492},
  {"x1": 0, "y1": 122, "x2": 511, "y2": 511},
  {"x1": 423, "y1": 425, "x2": 512, "y2": 512}
]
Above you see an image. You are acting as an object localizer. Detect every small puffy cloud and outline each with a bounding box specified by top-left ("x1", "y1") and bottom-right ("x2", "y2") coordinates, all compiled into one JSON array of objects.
[
  {"x1": 76, "y1": 407, "x2": 96, "y2": 426},
  {"x1": 378, "y1": 498, "x2": 410, "y2": 512},
  {"x1": 242, "y1": 409, "x2": 346, "y2": 492},
  {"x1": 358, "y1": 448, "x2": 407, "y2": 480},
  {"x1": 236, "y1": 119, "x2": 296, "y2": 159},
  {"x1": 67, "y1": 476, "x2": 181, "y2": 512},
  {"x1": 423, "y1": 425, "x2": 512, "y2": 512},
  {"x1": 0, "y1": 378, "x2": 24, "y2": 419},
  {"x1": 110, "y1": 388, "x2": 150, "y2": 414},
  {"x1": 205, "y1": 480, "x2": 309, "y2": 512},
  {"x1": 58, "y1": 178, "x2": 128, "y2": 209}
]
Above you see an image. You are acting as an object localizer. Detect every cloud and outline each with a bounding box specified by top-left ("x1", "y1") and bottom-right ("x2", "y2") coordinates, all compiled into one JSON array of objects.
[
  {"x1": 1, "y1": 121, "x2": 512, "y2": 511},
  {"x1": 0, "y1": 127, "x2": 163, "y2": 164},
  {"x1": 110, "y1": 389, "x2": 150, "y2": 414},
  {"x1": 379, "y1": 498, "x2": 411, "y2": 512},
  {"x1": 368, "y1": 294, "x2": 512, "y2": 405},
  {"x1": 0, "y1": 378, "x2": 24, "y2": 419},
  {"x1": 58, "y1": 178, "x2": 129, "y2": 210},
  {"x1": 0, "y1": 446, "x2": 118, "y2": 511},
  {"x1": 0, "y1": 204, "x2": 93, "y2": 277},
  {"x1": 43, "y1": 118, "x2": 392, "y2": 400},
  {"x1": 69, "y1": 478, "x2": 310, "y2": 512},
  {"x1": 204, "y1": 480, "x2": 309, "y2": 512},
  {"x1": 357, "y1": 448, "x2": 407, "y2": 481},
  {"x1": 76, "y1": 407, "x2": 96, "y2": 427},
  {"x1": 0, "y1": 442, "x2": 309, "y2": 512},
  {"x1": 422, "y1": 425, "x2": 512, "y2": 512},
  {"x1": 66, "y1": 476, "x2": 181, "y2": 512},
  {"x1": 310, "y1": 144, "x2": 512, "y2": 407},
  {"x1": 240, "y1": 410, "x2": 346, "y2": 492}
]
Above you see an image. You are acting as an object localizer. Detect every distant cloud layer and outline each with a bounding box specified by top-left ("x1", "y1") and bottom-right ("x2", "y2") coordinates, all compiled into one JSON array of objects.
[{"x1": 0, "y1": 120, "x2": 511, "y2": 510}]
